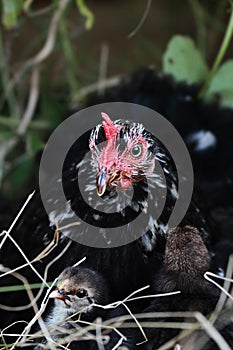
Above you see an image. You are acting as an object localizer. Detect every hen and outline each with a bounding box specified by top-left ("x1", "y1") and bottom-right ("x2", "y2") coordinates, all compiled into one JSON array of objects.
[
  {"x1": 0, "y1": 110, "x2": 210, "y2": 341},
  {"x1": 88, "y1": 68, "x2": 233, "y2": 248}
]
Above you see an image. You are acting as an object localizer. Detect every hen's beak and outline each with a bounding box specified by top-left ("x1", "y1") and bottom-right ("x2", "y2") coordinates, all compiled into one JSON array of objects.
[
  {"x1": 96, "y1": 168, "x2": 107, "y2": 196},
  {"x1": 49, "y1": 289, "x2": 70, "y2": 302},
  {"x1": 96, "y1": 168, "x2": 121, "y2": 196}
]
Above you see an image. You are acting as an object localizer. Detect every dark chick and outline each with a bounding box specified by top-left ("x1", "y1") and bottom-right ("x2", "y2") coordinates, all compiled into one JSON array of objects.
[
  {"x1": 134, "y1": 226, "x2": 232, "y2": 350},
  {"x1": 157, "y1": 225, "x2": 211, "y2": 295},
  {"x1": 35, "y1": 267, "x2": 109, "y2": 350}
]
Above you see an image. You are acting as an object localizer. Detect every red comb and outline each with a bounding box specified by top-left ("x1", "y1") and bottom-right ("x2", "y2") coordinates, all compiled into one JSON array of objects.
[{"x1": 101, "y1": 112, "x2": 117, "y2": 141}]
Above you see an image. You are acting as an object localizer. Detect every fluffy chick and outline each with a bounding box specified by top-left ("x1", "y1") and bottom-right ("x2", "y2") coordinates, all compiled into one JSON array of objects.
[{"x1": 35, "y1": 266, "x2": 109, "y2": 350}]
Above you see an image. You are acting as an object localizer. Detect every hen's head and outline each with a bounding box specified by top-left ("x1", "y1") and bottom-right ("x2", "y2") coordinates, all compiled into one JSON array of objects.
[
  {"x1": 89, "y1": 112, "x2": 155, "y2": 196},
  {"x1": 57, "y1": 111, "x2": 178, "y2": 249}
]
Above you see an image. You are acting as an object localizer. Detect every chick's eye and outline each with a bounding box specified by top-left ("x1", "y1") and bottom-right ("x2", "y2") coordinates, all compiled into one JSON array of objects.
[
  {"x1": 131, "y1": 143, "x2": 142, "y2": 158},
  {"x1": 76, "y1": 289, "x2": 87, "y2": 298}
]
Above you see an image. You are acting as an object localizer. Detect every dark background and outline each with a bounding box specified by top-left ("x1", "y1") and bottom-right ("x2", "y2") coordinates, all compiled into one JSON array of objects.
[{"x1": 0, "y1": 0, "x2": 232, "y2": 202}]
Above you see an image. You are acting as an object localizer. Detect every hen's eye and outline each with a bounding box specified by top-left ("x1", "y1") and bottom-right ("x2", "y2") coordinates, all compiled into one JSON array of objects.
[
  {"x1": 76, "y1": 289, "x2": 88, "y2": 298},
  {"x1": 131, "y1": 144, "x2": 142, "y2": 158}
]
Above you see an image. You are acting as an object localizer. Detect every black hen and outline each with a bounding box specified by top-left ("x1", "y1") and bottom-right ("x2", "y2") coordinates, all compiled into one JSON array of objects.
[
  {"x1": 0, "y1": 110, "x2": 209, "y2": 340},
  {"x1": 87, "y1": 68, "x2": 233, "y2": 247}
]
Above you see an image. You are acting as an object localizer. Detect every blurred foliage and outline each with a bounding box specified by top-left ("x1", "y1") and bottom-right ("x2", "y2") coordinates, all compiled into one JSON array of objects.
[
  {"x1": 0, "y1": 0, "x2": 232, "y2": 201},
  {"x1": 75, "y1": 0, "x2": 94, "y2": 30},
  {"x1": 162, "y1": 35, "x2": 209, "y2": 84},
  {"x1": 1, "y1": 0, "x2": 25, "y2": 29},
  {"x1": 1, "y1": 0, "x2": 94, "y2": 30},
  {"x1": 204, "y1": 60, "x2": 233, "y2": 108},
  {"x1": 0, "y1": 0, "x2": 94, "y2": 199}
]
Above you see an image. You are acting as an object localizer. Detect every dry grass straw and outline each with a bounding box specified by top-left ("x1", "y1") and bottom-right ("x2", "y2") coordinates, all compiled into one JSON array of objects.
[{"x1": 0, "y1": 193, "x2": 232, "y2": 349}]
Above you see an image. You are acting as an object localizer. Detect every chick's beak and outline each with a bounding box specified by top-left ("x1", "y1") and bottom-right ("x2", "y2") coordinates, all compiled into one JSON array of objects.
[
  {"x1": 96, "y1": 167, "x2": 121, "y2": 196},
  {"x1": 49, "y1": 289, "x2": 70, "y2": 302}
]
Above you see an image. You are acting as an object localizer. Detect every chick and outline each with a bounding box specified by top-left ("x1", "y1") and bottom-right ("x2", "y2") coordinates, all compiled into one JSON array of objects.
[
  {"x1": 130, "y1": 226, "x2": 232, "y2": 349},
  {"x1": 35, "y1": 266, "x2": 109, "y2": 349}
]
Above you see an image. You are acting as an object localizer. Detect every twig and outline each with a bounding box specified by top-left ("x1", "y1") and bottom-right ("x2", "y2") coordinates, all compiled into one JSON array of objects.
[
  {"x1": 73, "y1": 75, "x2": 121, "y2": 102},
  {"x1": 0, "y1": 226, "x2": 67, "y2": 312},
  {"x1": 95, "y1": 317, "x2": 105, "y2": 350},
  {"x1": 23, "y1": 0, "x2": 34, "y2": 12},
  {"x1": 111, "y1": 337, "x2": 124, "y2": 350},
  {"x1": 209, "y1": 254, "x2": 233, "y2": 323},
  {"x1": 26, "y1": 0, "x2": 71, "y2": 67},
  {"x1": 73, "y1": 256, "x2": 86, "y2": 267},
  {"x1": 59, "y1": 16, "x2": 79, "y2": 103},
  {"x1": 0, "y1": 0, "x2": 71, "y2": 116},
  {"x1": 194, "y1": 311, "x2": 231, "y2": 350},
  {"x1": 92, "y1": 287, "x2": 181, "y2": 347},
  {"x1": 0, "y1": 264, "x2": 46, "y2": 312},
  {"x1": 0, "y1": 321, "x2": 28, "y2": 350},
  {"x1": 97, "y1": 43, "x2": 109, "y2": 96},
  {"x1": 17, "y1": 65, "x2": 40, "y2": 135},
  {"x1": 121, "y1": 302, "x2": 147, "y2": 345},
  {"x1": 32, "y1": 288, "x2": 181, "y2": 349},
  {"x1": 0, "y1": 226, "x2": 59, "y2": 281},
  {"x1": 57, "y1": 221, "x2": 81, "y2": 231},
  {"x1": 26, "y1": 4, "x2": 55, "y2": 17},
  {"x1": 63, "y1": 318, "x2": 126, "y2": 347},
  {"x1": 1, "y1": 270, "x2": 54, "y2": 350},
  {"x1": 1, "y1": 231, "x2": 49, "y2": 287},
  {"x1": 12, "y1": 278, "x2": 58, "y2": 347},
  {"x1": 0, "y1": 191, "x2": 35, "y2": 249},
  {"x1": 156, "y1": 329, "x2": 199, "y2": 350},
  {"x1": 15, "y1": 252, "x2": 85, "y2": 347},
  {"x1": 0, "y1": 26, "x2": 18, "y2": 118},
  {"x1": 33, "y1": 228, "x2": 60, "y2": 261},
  {"x1": 126, "y1": 291, "x2": 181, "y2": 303},
  {"x1": 204, "y1": 271, "x2": 233, "y2": 302},
  {"x1": 128, "y1": 0, "x2": 152, "y2": 38}
]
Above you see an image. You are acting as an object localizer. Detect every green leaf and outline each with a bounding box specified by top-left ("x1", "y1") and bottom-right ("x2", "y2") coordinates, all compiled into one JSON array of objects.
[
  {"x1": 0, "y1": 130, "x2": 15, "y2": 141},
  {"x1": 162, "y1": 35, "x2": 209, "y2": 84},
  {"x1": 0, "y1": 115, "x2": 18, "y2": 128},
  {"x1": 76, "y1": 0, "x2": 94, "y2": 30},
  {"x1": 0, "y1": 116, "x2": 50, "y2": 130},
  {"x1": 1, "y1": 0, "x2": 24, "y2": 29},
  {"x1": 3, "y1": 154, "x2": 35, "y2": 196},
  {"x1": 203, "y1": 60, "x2": 233, "y2": 108},
  {"x1": 41, "y1": 93, "x2": 65, "y2": 129},
  {"x1": 26, "y1": 131, "x2": 44, "y2": 155}
]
